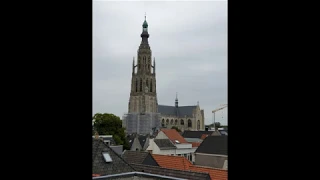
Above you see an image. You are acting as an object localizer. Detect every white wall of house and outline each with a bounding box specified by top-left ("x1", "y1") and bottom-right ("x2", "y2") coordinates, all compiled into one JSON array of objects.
[
  {"x1": 176, "y1": 147, "x2": 195, "y2": 154},
  {"x1": 157, "y1": 149, "x2": 176, "y2": 155},
  {"x1": 149, "y1": 131, "x2": 198, "y2": 163},
  {"x1": 146, "y1": 138, "x2": 154, "y2": 151},
  {"x1": 175, "y1": 143, "x2": 192, "y2": 149},
  {"x1": 155, "y1": 131, "x2": 168, "y2": 139}
]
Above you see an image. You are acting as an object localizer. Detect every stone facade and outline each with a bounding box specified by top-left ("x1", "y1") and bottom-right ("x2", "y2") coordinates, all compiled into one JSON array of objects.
[
  {"x1": 128, "y1": 16, "x2": 158, "y2": 115},
  {"x1": 124, "y1": 16, "x2": 161, "y2": 135},
  {"x1": 124, "y1": 16, "x2": 204, "y2": 134},
  {"x1": 158, "y1": 97, "x2": 205, "y2": 131}
]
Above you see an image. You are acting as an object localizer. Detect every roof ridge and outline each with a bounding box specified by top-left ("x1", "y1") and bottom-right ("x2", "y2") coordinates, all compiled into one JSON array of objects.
[
  {"x1": 130, "y1": 163, "x2": 210, "y2": 175},
  {"x1": 190, "y1": 165, "x2": 228, "y2": 171}
]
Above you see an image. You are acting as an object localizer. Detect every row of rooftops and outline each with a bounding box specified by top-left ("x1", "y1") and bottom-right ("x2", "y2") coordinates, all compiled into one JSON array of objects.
[
  {"x1": 126, "y1": 129, "x2": 227, "y2": 152},
  {"x1": 96, "y1": 128, "x2": 227, "y2": 157},
  {"x1": 92, "y1": 137, "x2": 227, "y2": 180}
]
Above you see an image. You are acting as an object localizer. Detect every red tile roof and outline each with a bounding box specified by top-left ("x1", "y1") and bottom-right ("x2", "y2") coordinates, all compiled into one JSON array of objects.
[
  {"x1": 152, "y1": 154, "x2": 192, "y2": 170},
  {"x1": 152, "y1": 154, "x2": 228, "y2": 180},
  {"x1": 160, "y1": 129, "x2": 187, "y2": 144},
  {"x1": 189, "y1": 166, "x2": 228, "y2": 180},
  {"x1": 92, "y1": 174, "x2": 100, "y2": 177}
]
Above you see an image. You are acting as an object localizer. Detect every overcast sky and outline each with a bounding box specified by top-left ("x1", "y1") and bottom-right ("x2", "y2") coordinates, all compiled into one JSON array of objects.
[{"x1": 93, "y1": 0, "x2": 228, "y2": 125}]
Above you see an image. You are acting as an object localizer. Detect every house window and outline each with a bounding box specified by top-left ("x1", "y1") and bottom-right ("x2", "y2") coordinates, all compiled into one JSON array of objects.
[{"x1": 190, "y1": 155, "x2": 192, "y2": 161}]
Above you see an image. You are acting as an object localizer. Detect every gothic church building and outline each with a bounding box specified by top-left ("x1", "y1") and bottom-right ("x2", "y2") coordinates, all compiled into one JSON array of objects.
[{"x1": 124, "y1": 16, "x2": 204, "y2": 134}]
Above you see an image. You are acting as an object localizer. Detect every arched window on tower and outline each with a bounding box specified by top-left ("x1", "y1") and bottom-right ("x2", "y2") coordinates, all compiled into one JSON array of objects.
[
  {"x1": 138, "y1": 58, "x2": 141, "y2": 70},
  {"x1": 140, "y1": 78, "x2": 142, "y2": 92},
  {"x1": 150, "y1": 80, "x2": 152, "y2": 92},
  {"x1": 170, "y1": 119, "x2": 173, "y2": 125},
  {"x1": 146, "y1": 79, "x2": 148, "y2": 90},
  {"x1": 197, "y1": 120, "x2": 200, "y2": 130},
  {"x1": 175, "y1": 119, "x2": 178, "y2": 125},
  {"x1": 162, "y1": 119, "x2": 165, "y2": 127},
  {"x1": 188, "y1": 119, "x2": 192, "y2": 128},
  {"x1": 143, "y1": 56, "x2": 146, "y2": 64},
  {"x1": 166, "y1": 119, "x2": 169, "y2": 125},
  {"x1": 135, "y1": 78, "x2": 138, "y2": 92},
  {"x1": 180, "y1": 119, "x2": 184, "y2": 125}
]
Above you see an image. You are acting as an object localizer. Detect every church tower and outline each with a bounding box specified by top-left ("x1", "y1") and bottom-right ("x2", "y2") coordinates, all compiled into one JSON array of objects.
[{"x1": 128, "y1": 15, "x2": 158, "y2": 114}]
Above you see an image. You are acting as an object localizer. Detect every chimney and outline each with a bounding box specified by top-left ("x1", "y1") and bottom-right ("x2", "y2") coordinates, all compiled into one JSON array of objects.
[{"x1": 94, "y1": 131, "x2": 99, "y2": 139}]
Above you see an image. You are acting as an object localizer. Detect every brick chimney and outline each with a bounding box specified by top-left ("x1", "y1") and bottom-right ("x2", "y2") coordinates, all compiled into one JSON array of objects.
[{"x1": 94, "y1": 131, "x2": 99, "y2": 139}]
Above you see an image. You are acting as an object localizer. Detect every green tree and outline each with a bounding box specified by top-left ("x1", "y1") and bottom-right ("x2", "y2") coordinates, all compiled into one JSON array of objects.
[
  {"x1": 171, "y1": 126, "x2": 181, "y2": 132},
  {"x1": 93, "y1": 113, "x2": 129, "y2": 150}
]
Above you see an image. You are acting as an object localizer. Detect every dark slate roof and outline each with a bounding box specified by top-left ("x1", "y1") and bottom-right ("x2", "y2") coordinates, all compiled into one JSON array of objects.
[
  {"x1": 92, "y1": 138, "x2": 135, "y2": 175},
  {"x1": 138, "y1": 135, "x2": 148, "y2": 147},
  {"x1": 154, "y1": 139, "x2": 176, "y2": 149},
  {"x1": 158, "y1": 105, "x2": 197, "y2": 118},
  {"x1": 122, "y1": 150, "x2": 159, "y2": 166},
  {"x1": 131, "y1": 163, "x2": 211, "y2": 180},
  {"x1": 127, "y1": 134, "x2": 135, "y2": 148},
  {"x1": 182, "y1": 131, "x2": 213, "y2": 138},
  {"x1": 109, "y1": 145, "x2": 123, "y2": 155},
  {"x1": 195, "y1": 136, "x2": 227, "y2": 155},
  {"x1": 122, "y1": 150, "x2": 150, "y2": 164}
]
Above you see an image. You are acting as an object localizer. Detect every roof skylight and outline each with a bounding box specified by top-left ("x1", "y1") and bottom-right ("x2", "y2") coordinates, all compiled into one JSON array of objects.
[{"x1": 102, "y1": 152, "x2": 112, "y2": 162}]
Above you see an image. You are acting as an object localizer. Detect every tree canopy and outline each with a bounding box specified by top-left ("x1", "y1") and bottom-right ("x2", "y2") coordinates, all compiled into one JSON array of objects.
[
  {"x1": 93, "y1": 113, "x2": 129, "y2": 150},
  {"x1": 171, "y1": 126, "x2": 181, "y2": 132}
]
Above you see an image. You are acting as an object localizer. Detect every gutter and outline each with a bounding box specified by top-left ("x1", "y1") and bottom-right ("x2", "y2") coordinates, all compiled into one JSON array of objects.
[{"x1": 92, "y1": 172, "x2": 187, "y2": 180}]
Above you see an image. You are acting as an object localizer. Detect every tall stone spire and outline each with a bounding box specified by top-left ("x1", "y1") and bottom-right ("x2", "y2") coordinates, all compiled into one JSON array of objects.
[
  {"x1": 175, "y1": 92, "x2": 178, "y2": 108},
  {"x1": 128, "y1": 15, "x2": 158, "y2": 114}
]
